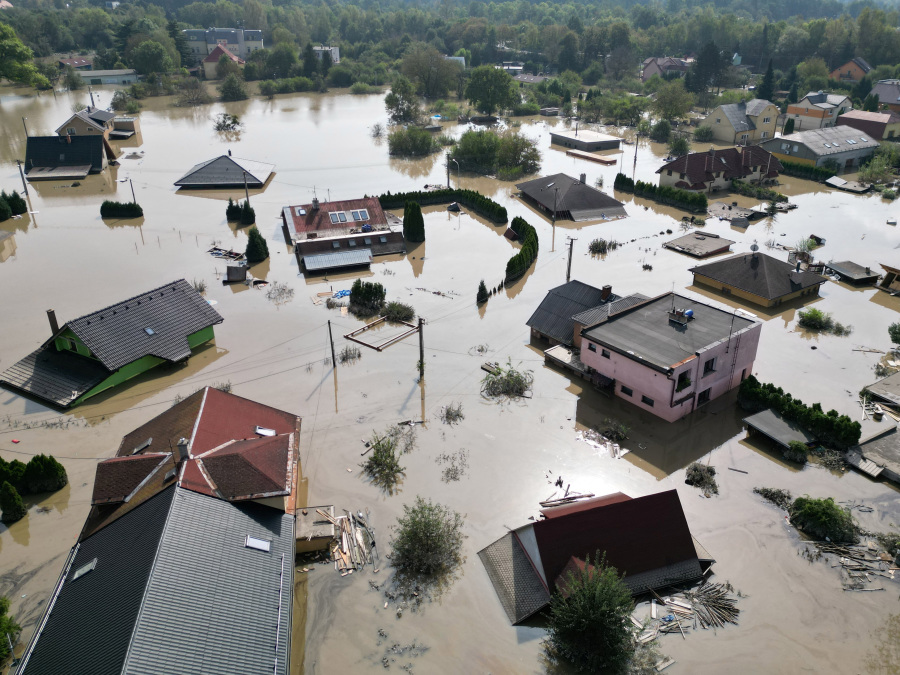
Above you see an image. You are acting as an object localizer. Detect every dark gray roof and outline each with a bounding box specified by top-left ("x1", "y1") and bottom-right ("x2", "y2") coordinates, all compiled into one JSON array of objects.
[
  {"x1": 743, "y1": 409, "x2": 816, "y2": 448},
  {"x1": 864, "y1": 371, "x2": 900, "y2": 405},
  {"x1": 303, "y1": 248, "x2": 372, "y2": 271},
  {"x1": 66, "y1": 279, "x2": 223, "y2": 370},
  {"x1": 571, "y1": 293, "x2": 649, "y2": 327},
  {"x1": 174, "y1": 156, "x2": 275, "y2": 188},
  {"x1": 0, "y1": 343, "x2": 110, "y2": 408},
  {"x1": 20, "y1": 486, "x2": 293, "y2": 675},
  {"x1": 582, "y1": 293, "x2": 757, "y2": 371},
  {"x1": 825, "y1": 260, "x2": 879, "y2": 282},
  {"x1": 87, "y1": 107, "x2": 116, "y2": 124},
  {"x1": 717, "y1": 101, "x2": 755, "y2": 132},
  {"x1": 764, "y1": 126, "x2": 878, "y2": 157},
  {"x1": 526, "y1": 281, "x2": 615, "y2": 345},
  {"x1": 477, "y1": 532, "x2": 550, "y2": 624},
  {"x1": 690, "y1": 253, "x2": 828, "y2": 300},
  {"x1": 871, "y1": 79, "x2": 900, "y2": 105},
  {"x1": 516, "y1": 173, "x2": 625, "y2": 220},
  {"x1": 19, "y1": 486, "x2": 177, "y2": 675},
  {"x1": 25, "y1": 135, "x2": 106, "y2": 171}
]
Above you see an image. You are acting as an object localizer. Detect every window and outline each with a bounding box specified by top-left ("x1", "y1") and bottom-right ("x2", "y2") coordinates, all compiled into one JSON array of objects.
[
  {"x1": 329, "y1": 213, "x2": 339, "y2": 224},
  {"x1": 245, "y1": 535, "x2": 271, "y2": 552},
  {"x1": 741, "y1": 368, "x2": 747, "y2": 381},
  {"x1": 380, "y1": 236, "x2": 387, "y2": 243},
  {"x1": 587, "y1": 343, "x2": 596, "y2": 352},
  {"x1": 793, "y1": 145, "x2": 799, "y2": 152},
  {"x1": 349, "y1": 239, "x2": 357, "y2": 247},
  {"x1": 679, "y1": 173, "x2": 685, "y2": 179},
  {"x1": 601, "y1": 349, "x2": 610, "y2": 359},
  {"x1": 332, "y1": 241, "x2": 340, "y2": 249},
  {"x1": 72, "y1": 558, "x2": 97, "y2": 581},
  {"x1": 703, "y1": 357, "x2": 717, "y2": 376},
  {"x1": 338, "y1": 212, "x2": 347, "y2": 222},
  {"x1": 763, "y1": 117, "x2": 771, "y2": 124},
  {"x1": 641, "y1": 395, "x2": 655, "y2": 407},
  {"x1": 667, "y1": 170, "x2": 672, "y2": 176},
  {"x1": 676, "y1": 371, "x2": 691, "y2": 391},
  {"x1": 698, "y1": 388, "x2": 712, "y2": 406},
  {"x1": 66, "y1": 127, "x2": 76, "y2": 135},
  {"x1": 364, "y1": 237, "x2": 372, "y2": 245},
  {"x1": 739, "y1": 135, "x2": 748, "y2": 142},
  {"x1": 144, "y1": 327, "x2": 155, "y2": 336},
  {"x1": 715, "y1": 118, "x2": 721, "y2": 124},
  {"x1": 761, "y1": 131, "x2": 769, "y2": 138},
  {"x1": 621, "y1": 386, "x2": 633, "y2": 397}
]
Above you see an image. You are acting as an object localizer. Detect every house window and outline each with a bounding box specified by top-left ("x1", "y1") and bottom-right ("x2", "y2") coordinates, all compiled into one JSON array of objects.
[
  {"x1": 349, "y1": 239, "x2": 357, "y2": 247},
  {"x1": 66, "y1": 127, "x2": 76, "y2": 135},
  {"x1": 761, "y1": 131, "x2": 769, "y2": 138},
  {"x1": 364, "y1": 237, "x2": 372, "y2": 245},
  {"x1": 332, "y1": 241, "x2": 340, "y2": 249},
  {"x1": 601, "y1": 349, "x2": 610, "y2": 359},
  {"x1": 715, "y1": 118, "x2": 721, "y2": 124},
  {"x1": 763, "y1": 117, "x2": 771, "y2": 124},
  {"x1": 698, "y1": 388, "x2": 711, "y2": 405},
  {"x1": 338, "y1": 212, "x2": 347, "y2": 222},
  {"x1": 676, "y1": 371, "x2": 691, "y2": 391},
  {"x1": 667, "y1": 170, "x2": 672, "y2": 176},
  {"x1": 641, "y1": 395, "x2": 654, "y2": 407},
  {"x1": 621, "y1": 385, "x2": 633, "y2": 397},
  {"x1": 703, "y1": 357, "x2": 717, "y2": 376},
  {"x1": 329, "y1": 213, "x2": 339, "y2": 224},
  {"x1": 740, "y1": 134, "x2": 748, "y2": 141},
  {"x1": 587, "y1": 343, "x2": 596, "y2": 352},
  {"x1": 679, "y1": 173, "x2": 685, "y2": 179}
]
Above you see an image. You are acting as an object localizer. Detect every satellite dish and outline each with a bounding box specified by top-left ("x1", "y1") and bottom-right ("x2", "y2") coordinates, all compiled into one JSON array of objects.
[{"x1": 750, "y1": 241, "x2": 759, "y2": 252}]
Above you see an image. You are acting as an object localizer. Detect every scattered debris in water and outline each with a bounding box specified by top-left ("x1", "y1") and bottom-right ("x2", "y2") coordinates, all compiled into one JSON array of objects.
[
  {"x1": 753, "y1": 487, "x2": 792, "y2": 510},
  {"x1": 435, "y1": 449, "x2": 469, "y2": 482}
]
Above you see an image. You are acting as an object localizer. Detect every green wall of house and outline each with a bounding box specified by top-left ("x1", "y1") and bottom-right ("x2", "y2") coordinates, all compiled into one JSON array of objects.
[{"x1": 71, "y1": 325, "x2": 217, "y2": 405}]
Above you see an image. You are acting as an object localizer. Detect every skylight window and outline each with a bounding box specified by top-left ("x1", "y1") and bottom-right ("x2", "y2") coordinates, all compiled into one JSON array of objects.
[
  {"x1": 144, "y1": 327, "x2": 155, "y2": 335},
  {"x1": 338, "y1": 212, "x2": 347, "y2": 222},
  {"x1": 255, "y1": 426, "x2": 276, "y2": 436},
  {"x1": 245, "y1": 535, "x2": 271, "y2": 552},
  {"x1": 72, "y1": 558, "x2": 97, "y2": 581},
  {"x1": 329, "y1": 213, "x2": 339, "y2": 224}
]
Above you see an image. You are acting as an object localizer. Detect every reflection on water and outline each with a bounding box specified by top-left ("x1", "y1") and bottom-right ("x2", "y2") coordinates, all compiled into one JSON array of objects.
[{"x1": 0, "y1": 232, "x2": 17, "y2": 262}]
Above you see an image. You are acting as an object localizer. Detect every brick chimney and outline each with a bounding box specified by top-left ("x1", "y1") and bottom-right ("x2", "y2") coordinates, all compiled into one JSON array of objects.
[
  {"x1": 601, "y1": 285, "x2": 612, "y2": 301},
  {"x1": 47, "y1": 309, "x2": 59, "y2": 335}
]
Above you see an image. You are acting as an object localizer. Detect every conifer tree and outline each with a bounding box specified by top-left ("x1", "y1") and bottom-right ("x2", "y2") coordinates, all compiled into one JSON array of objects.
[
  {"x1": 245, "y1": 226, "x2": 269, "y2": 262},
  {"x1": 0, "y1": 482, "x2": 26, "y2": 524}
]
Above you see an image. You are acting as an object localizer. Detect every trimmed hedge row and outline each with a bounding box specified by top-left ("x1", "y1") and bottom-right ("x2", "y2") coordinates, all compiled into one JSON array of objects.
[
  {"x1": 779, "y1": 160, "x2": 837, "y2": 182},
  {"x1": 378, "y1": 188, "x2": 507, "y2": 223},
  {"x1": 505, "y1": 216, "x2": 538, "y2": 281},
  {"x1": 614, "y1": 173, "x2": 707, "y2": 212},
  {"x1": 731, "y1": 179, "x2": 788, "y2": 203},
  {"x1": 100, "y1": 200, "x2": 143, "y2": 218},
  {"x1": 737, "y1": 375, "x2": 861, "y2": 450}
]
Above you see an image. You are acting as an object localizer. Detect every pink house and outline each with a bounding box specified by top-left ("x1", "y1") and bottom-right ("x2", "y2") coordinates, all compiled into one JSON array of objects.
[{"x1": 579, "y1": 293, "x2": 761, "y2": 422}]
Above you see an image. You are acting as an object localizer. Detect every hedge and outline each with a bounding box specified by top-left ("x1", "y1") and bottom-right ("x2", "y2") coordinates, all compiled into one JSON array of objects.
[
  {"x1": 779, "y1": 160, "x2": 837, "y2": 182},
  {"x1": 505, "y1": 216, "x2": 538, "y2": 281},
  {"x1": 378, "y1": 188, "x2": 507, "y2": 223},
  {"x1": 731, "y1": 179, "x2": 788, "y2": 203},
  {"x1": 737, "y1": 375, "x2": 861, "y2": 450},
  {"x1": 614, "y1": 173, "x2": 707, "y2": 212},
  {"x1": 100, "y1": 200, "x2": 143, "y2": 218}
]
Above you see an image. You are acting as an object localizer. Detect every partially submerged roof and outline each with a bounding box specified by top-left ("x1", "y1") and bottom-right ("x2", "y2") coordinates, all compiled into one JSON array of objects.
[
  {"x1": 582, "y1": 292, "x2": 757, "y2": 372},
  {"x1": 526, "y1": 280, "x2": 616, "y2": 345},
  {"x1": 854, "y1": 426, "x2": 900, "y2": 481},
  {"x1": 657, "y1": 146, "x2": 782, "y2": 188},
  {"x1": 479, "y1": 490, "x2": 707, "y2": 624},
  {"x1": 303, "y1": 248, "x2": 373, "y2": 272},
  {"x1": 690, "y1": 252, "x2": 827, "y2": 300},
  {"x1": 0, "y1": 343, "x2": 110, "y2": 408},
  {"x1": 25, "y1": 135, "x2": 106, "y2": 170},
  {"x1": 570, "y1": 293, "x2": 649, "y2": 328},
  {"x1": 743, "y1": 409, "x2": 816, "y2": 448},
  {"x1": 825, "y1": 260, "x2": 879, "y2": 283},
  {"x1": 767, "y1": 126, "x2": 879, "y2": 157},
  {"x1": 864, "y1": 371, "x2": 900, "y2": 406},
  {"x1": 174, "y1": 155, "x2": 273, "y2": 188},
  {"x1": 664, "y1": 231, "x2": 735, "y2": 258},
  {"x1": 516, "y1": 173, "x2": 626, "y2": 221},
  {"x1": 19, "y1": 485, "x2": 294, "y2": 675}
]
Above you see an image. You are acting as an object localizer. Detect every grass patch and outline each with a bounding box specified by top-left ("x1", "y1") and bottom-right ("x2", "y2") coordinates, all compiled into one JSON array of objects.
[
  {"x1": 440, "y1": 402, "x2": 464, "y2": 425},
  {"x1": 588, "y1": 238, "x2": 619, "y2": 255},
  {"x1": 339, "y1": 345, "x2": 361, "y2": 363}
]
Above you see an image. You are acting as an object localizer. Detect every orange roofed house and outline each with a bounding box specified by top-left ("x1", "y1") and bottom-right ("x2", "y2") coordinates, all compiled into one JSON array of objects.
[
  {"x1": 203, "y1": 43, "x2": 245, "y2": 79},
  {"x1": 830, "y1": 57, "x2": 872, "y2": 84}
]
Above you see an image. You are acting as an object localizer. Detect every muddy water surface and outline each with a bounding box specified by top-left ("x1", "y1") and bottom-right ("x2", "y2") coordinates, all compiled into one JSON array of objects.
[{"x1": 1, "y1": 85, "x2": 899, "y2": 674}]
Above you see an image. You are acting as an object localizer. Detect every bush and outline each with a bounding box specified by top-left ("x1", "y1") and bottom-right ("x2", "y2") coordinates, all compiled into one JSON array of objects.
[
  {"x1": 883, "y1": 189, "x2": 897, "y2": 201},
  {"x1": 737, "y1": 375, "x2": 861, "y2": 449},
  {"x1": 753, "y1": 487, "x2": 792, "y2": 510},
  {"x1": 349, "y1": 278, "x2": 386, "y2": 316},
  {"x1": 0, "y1": 197, "x2": 11, "y2": 222},
  {"x1": 350, "y1": 81, "x2": 380, "y2": 95},
  {"x1": 798, "y1": 307, "x2": 834, "y2": 331},
  {"x1": 390, "y1": 496, "x2": 465, "y2": 579},
  {"x1": 731, "y1": 179, "x2": 788, "y2": 203},
  {"x1": 0, "y1": 596, "x2": 20, "y2": 660},
  {"x1": 360, "y1": 427, "x2": 407, "y2": 494},
  {"x1": 589, "y1": 238, "x2": 619, "y2": 254},
  {"x1": 0, "y1": 481, "x2": 26, "y2": 523},
  {"x1": 669, "y1": 136, "x2": 690, "y2": 157},
  {"x1": 482, "y1": 359, "x2": 534, "y2": 399},
  {"x1": 889, "y1": 322, "x2": 900, "y2": 344},
  {"x1": 790, "y1": 496, "x2": 858, "y2": 543},
  {"x1": 510, "y1": 101, "x2": 540, "y2": 116},
  {"x1": 685, "y1": 463, "x2": 718, "y2": 495},
  {"x1": 614, "y1": 173, "x2": 707, "y2": 212},
  {"x1": 449, "y1": 129, "x2": 540, "y2": 177},
  {"x1": 779, "y1": 160, "x2": 836, "y2": 181},
  {"x1": 378, "y1": 188, "x2": 507, "y2": 223},
  {"x1": 240, "y1": 199, "x2": 255, "y2": 225},
  {"x1": 784, "y1": 441, "x2": 809, "y2": 464},
  {"x1": 2, "y1": 190, "x2": 27, "y2": 215},
  {"x1": 477, "y1": 280, "x2": 488, "y2": 304},
  {"x1": 694, "y1": 125, "x2": 714, "y2": 142},
  {"x1": 545, "y1": 552, "x2": 634, "y2": 674},
  {"x1": 218, "y1": 73, "x2": 248, "y2": 101},
  {"x1": 225, "y1": 197, "x2": 240, "y2": 221},
  {"x1": 244, "y1": 226, "x2": 269, "y2": 263},
  {"x1": 100, "y1": 201, "x2": 143, "y2": 218},
  {"x1": 387, "y1": 126, "x2": 438, "y2": 157},
  {"x1": 505, "y1": 216, "x2": 538, "y2": 281},
  {"x1": 649, "y1": 119, "x2": 671, "y2": 142},
  {"x1": 383, "y1": 301, "x2": 415, "y2": 323},
  {"x1": 402, "y1": 201, "x2": 425, "y2": 242},
  {"x1": 21, "y1": 454, "x2": 68, "y2": 493}
]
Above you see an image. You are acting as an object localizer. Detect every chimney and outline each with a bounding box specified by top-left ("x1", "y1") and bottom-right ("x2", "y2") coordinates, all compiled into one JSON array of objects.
[
  {"x1": 228, "y1": 148, "x2": 232, "y2": 156},
  {"x1": 708, "y1": 146, "x2": 715, "y2": 156},
  {"x1": 175, "y1": 438, "x2": 190, "y2": 464},
  {"x1": 580, "y1": 173, "x2": 586, "y2": 184},
  {"x1": 311, "y1": 197, "x2": 319, "y2": 211},
  {"x1": 47, "y1": 309, "x2": 59, "y2": 335},
  {"x1": 601, "y1": 285, "x2": 612, "y2": 301},
  {"x1": 866, "y1": 266, "x2": 871, "y2": 274},
  {"x1": 796, "y1": 262, "x2": 801, "y2": 272}
]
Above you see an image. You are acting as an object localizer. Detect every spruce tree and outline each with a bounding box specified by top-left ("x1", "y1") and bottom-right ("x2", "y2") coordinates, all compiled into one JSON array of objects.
[
  {"x1": 22, "y1": 454, "x2": 68, "y2": 494},
  {"x1": 225, "y1": 197, "x2": 240, "y2": 221},
  {"x1": 0, "y1": 481, "x2": 26, "y2": 524},
  {"x1": 245, "y1": 226, "x2": 269, "y2": 263},
  {"x1": 757, "y1": 59, "x2": 775, "y2": 101},
  {"x1": 477, "y1": 280, "x2": 488, "y2": 304},
  {"x1": 240, "y1": 199, "x2": 256, "y2": 225},
  {"x1": 2, "y1": 190, "x2": 26, "y2": 215},
  {"x1": 403, "y1": 201, "x2": 425, "y2": 242},
  {"x1": 783, "y1": 118, "x2": 795, "y2": 135}
]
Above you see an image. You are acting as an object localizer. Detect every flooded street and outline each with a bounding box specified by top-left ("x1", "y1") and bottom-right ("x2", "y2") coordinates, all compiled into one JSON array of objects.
[{"x1": 1, "y1": 84, "x2": 899, "y2": 674}]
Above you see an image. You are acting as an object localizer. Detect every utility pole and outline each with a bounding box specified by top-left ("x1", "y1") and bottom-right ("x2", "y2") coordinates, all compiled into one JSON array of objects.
[
  {"x1": 16, "y1": 159, "x2": 28, "y2": 196},
  {"x1": 327, "y1": 320, "x2": 336, "y2": 368},
  {"x1": 129, "y1": 178, "x2": 136, "y2": 204},
  {"x1": 566, "y1": 237, "x2": 577, "y2": 282},
  {"x1": 242, "y1": 171, "x2": 250, "y2": 203},
  {"x1": 418, "y1": 317, "x2": 424, "y2": 379},
  {"x1": 22, "y1": 117, "x2": 29, "y2": 138},
  {"x1": 446, "y1": 153, "x2": 450, "y2": 188}
]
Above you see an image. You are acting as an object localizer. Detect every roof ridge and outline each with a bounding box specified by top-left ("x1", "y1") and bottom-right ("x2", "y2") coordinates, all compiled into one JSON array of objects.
[{"x1": 67, "y1": 279, "x2": 190, "y2": 326}]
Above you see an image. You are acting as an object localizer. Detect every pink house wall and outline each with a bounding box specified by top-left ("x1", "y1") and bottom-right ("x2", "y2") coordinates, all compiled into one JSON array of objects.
[{"x1": 581, "y1": 322, "x2": 761, "y2": 423}]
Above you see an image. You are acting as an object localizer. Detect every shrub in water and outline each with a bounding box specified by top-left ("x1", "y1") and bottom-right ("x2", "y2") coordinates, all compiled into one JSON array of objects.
[
  {"x1": 100, "y1": 201, "x2": 143, "y2": 218},
  {"x1": 790, "y1": 496, "x2": 858, "y2": 543},
  {"x1": 477, "y1": 280, "x2": 488, "y2": 304},
  {"x1": 240, "y1": 200, "x2": 256, "y2": 225},
  {"x1": 0, "y1": 481, "x2": 26, "y2": 524},
  {"x1": 245, "y1": 226, "x2": 269, "y2": 263}
]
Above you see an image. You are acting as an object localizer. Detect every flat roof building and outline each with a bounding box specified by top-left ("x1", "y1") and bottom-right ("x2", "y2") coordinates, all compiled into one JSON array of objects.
[{"x1": 549, "y1": 128, "x2": 621, "y2": 151}]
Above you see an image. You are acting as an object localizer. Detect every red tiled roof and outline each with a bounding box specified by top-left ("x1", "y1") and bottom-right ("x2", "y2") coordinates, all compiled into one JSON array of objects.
[
  {"x1": 203, "y1": 44, "x2": 244, "y2": 64},
  {"x1": 837, "y1": 109, "x2": 900, "y2": 138},
  {"x1": 191, "y1": 387, "x2": 298, "y2": 453},
  {"x1": 657, "y1": 146, "x2": 782, "y2": 186},
  {"x1": 92, "y1": 453, "x2": 169, "y2": 505},
  {"x1": 283, "y1": 197, "x2": 387, "y2": 237},
  {"x1": 540, "y1": 492, "x2": 631, "y2": 518},
  {"x1": 200, "y1": 435, "x2": 292, "y2": 499},
  {"x1": 532, "y1": 489, "x2": 699, "y2": 589}
]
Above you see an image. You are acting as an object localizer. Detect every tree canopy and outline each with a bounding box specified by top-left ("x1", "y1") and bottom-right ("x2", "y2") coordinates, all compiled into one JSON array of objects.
[
  {"x1": 401, "y1": 42, "x2": 462, "y2": 99},
  {"x1": 0, "y1": 22, "x2": 50, "y2": 88},
  {"x1": 130, "y1": 39, "x2": 173, "y2": 75},
  {"x1": 465, "y1": 65, "x2": 516, "y2": 115},
  {"x1": 385, "y1": 75, "x2": 421, "y2": 124}
]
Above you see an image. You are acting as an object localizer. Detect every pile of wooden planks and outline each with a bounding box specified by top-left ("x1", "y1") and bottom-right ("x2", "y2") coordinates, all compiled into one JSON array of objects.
[
  {"x1": 318, "y1": 508, "x2": 379, "y2": 575},
  {"x1": 809, "y1": 541, "x2": 899, "y2": 591},
  {"x1": 637, "y1": 582, "x2": 741, "y2": 645}
]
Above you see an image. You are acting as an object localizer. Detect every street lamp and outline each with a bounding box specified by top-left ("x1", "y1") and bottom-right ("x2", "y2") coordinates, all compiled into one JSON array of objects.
[
  {"x1": 22, "y1": 117, "x2": 29, "y2": 137},
  {"x1": 450, "y1": 159, "x2": 460, "y2": 189}
]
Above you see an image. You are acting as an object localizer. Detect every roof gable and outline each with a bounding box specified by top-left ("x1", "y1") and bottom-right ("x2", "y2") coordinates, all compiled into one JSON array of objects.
[
  {"x1": 203, "y1": 43, "x2": 244, "y2": 64},
  {"x1": 187, "y1": 435, "x2": 293, "y2": 500},
  {"x1": 174, "y1": 155, "x2": 274, "y2": 187},
  {"x1": 92, "y1": 453, "x2": 170, "y2": 504},
  {"x1": 526, "y1": 280, "x2": 614, "y2": 344},
  {"x1": 65, "y1": 279, "x2": 224, "y2": 370},
  {"x1": 690, "y1": 252, "x2": 827, "y2": 299}
]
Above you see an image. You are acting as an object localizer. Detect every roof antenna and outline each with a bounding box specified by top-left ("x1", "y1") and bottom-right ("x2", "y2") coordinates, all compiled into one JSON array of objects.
[
  {"x1": 750, "y1": 240, "x2": 759, "y2": 259},
  {"x1": 671, "y1": 282, "x2": 676, "y2": 311}
]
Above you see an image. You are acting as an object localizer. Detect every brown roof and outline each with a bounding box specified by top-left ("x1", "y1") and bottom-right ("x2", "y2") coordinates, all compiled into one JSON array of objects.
[
  {"x1": 657, "y1": 146, "x2": 782, "y2": 186},
  {"x1": 59, "y1": 58, "x2": 91, "y2": 68},
  {"x1": 91, "y1": 453, "x2": 170, "y2": 505},
  {"x1": 532, "y1": 489, "x2": 699, "y2": 589},
  {"x1": 283, "y1": 197, "x2": 387, "y2": 238},
  {"x1": 191, "y1": 387, "x2": 298, "y2": 453},
  {"x1": 195, "y1": 435, "x2": 292, "y2": 500},
  {"x1": 203, "y1": 44, "x2": 244, "y2": 64}
]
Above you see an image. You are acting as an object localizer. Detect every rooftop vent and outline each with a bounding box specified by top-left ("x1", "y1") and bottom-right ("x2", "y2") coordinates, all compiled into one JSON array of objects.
[
  {"x1": 256, "y1": 426, "x2": 276, "y2": 437},
  {"x1": 72, "y1": 558, "x2": 97, "y2": 582},
  {"x1": 668, "y1": 308, "x2": 694, "y2": 325},
  {"x1": 245, "y1": 535, "x2": 271, "y2": 552},
  {"x1": 131, "y1": 437, "x2": 152, "y2": 455},
  {"x1": 164, "y1": 468, "x2": 177, "y2": 482}
]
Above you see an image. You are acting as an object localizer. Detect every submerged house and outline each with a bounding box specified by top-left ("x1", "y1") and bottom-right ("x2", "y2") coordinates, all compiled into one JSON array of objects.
[
  {"x1": 690, "y1": 252, "x2": 828, "y2": 308},
  {"x1": 478, "y1": 490, "x2": 714, "y2": 624},
  {"x1": 656, "y1": 146, "x2": 782, "y2": 192},
  {"x1": 0, "y1": 279, "x2": 223, "y2": 408},
  {"x1": 24, "y1": 135, "x2": 110, "y2": 180},
  {"x1": 174, "y1": 154, "x2": 274, "y2": 189},
  {"x1": 17, "y1": 387, "x2": 300, "y2": 675},
  {"x1": 516, "y1": 173, "x2": 627, "y2": 222}
]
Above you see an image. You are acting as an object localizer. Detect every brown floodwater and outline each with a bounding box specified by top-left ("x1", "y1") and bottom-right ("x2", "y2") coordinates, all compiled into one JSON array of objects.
[{"x1": 1, "y1": 84, "x2": 900, "y2": 674}]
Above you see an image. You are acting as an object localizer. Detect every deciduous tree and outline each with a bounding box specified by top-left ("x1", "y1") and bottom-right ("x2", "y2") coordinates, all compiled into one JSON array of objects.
[{"x1": 464, "y1": 65, "x2": 516, "y2": 115}]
